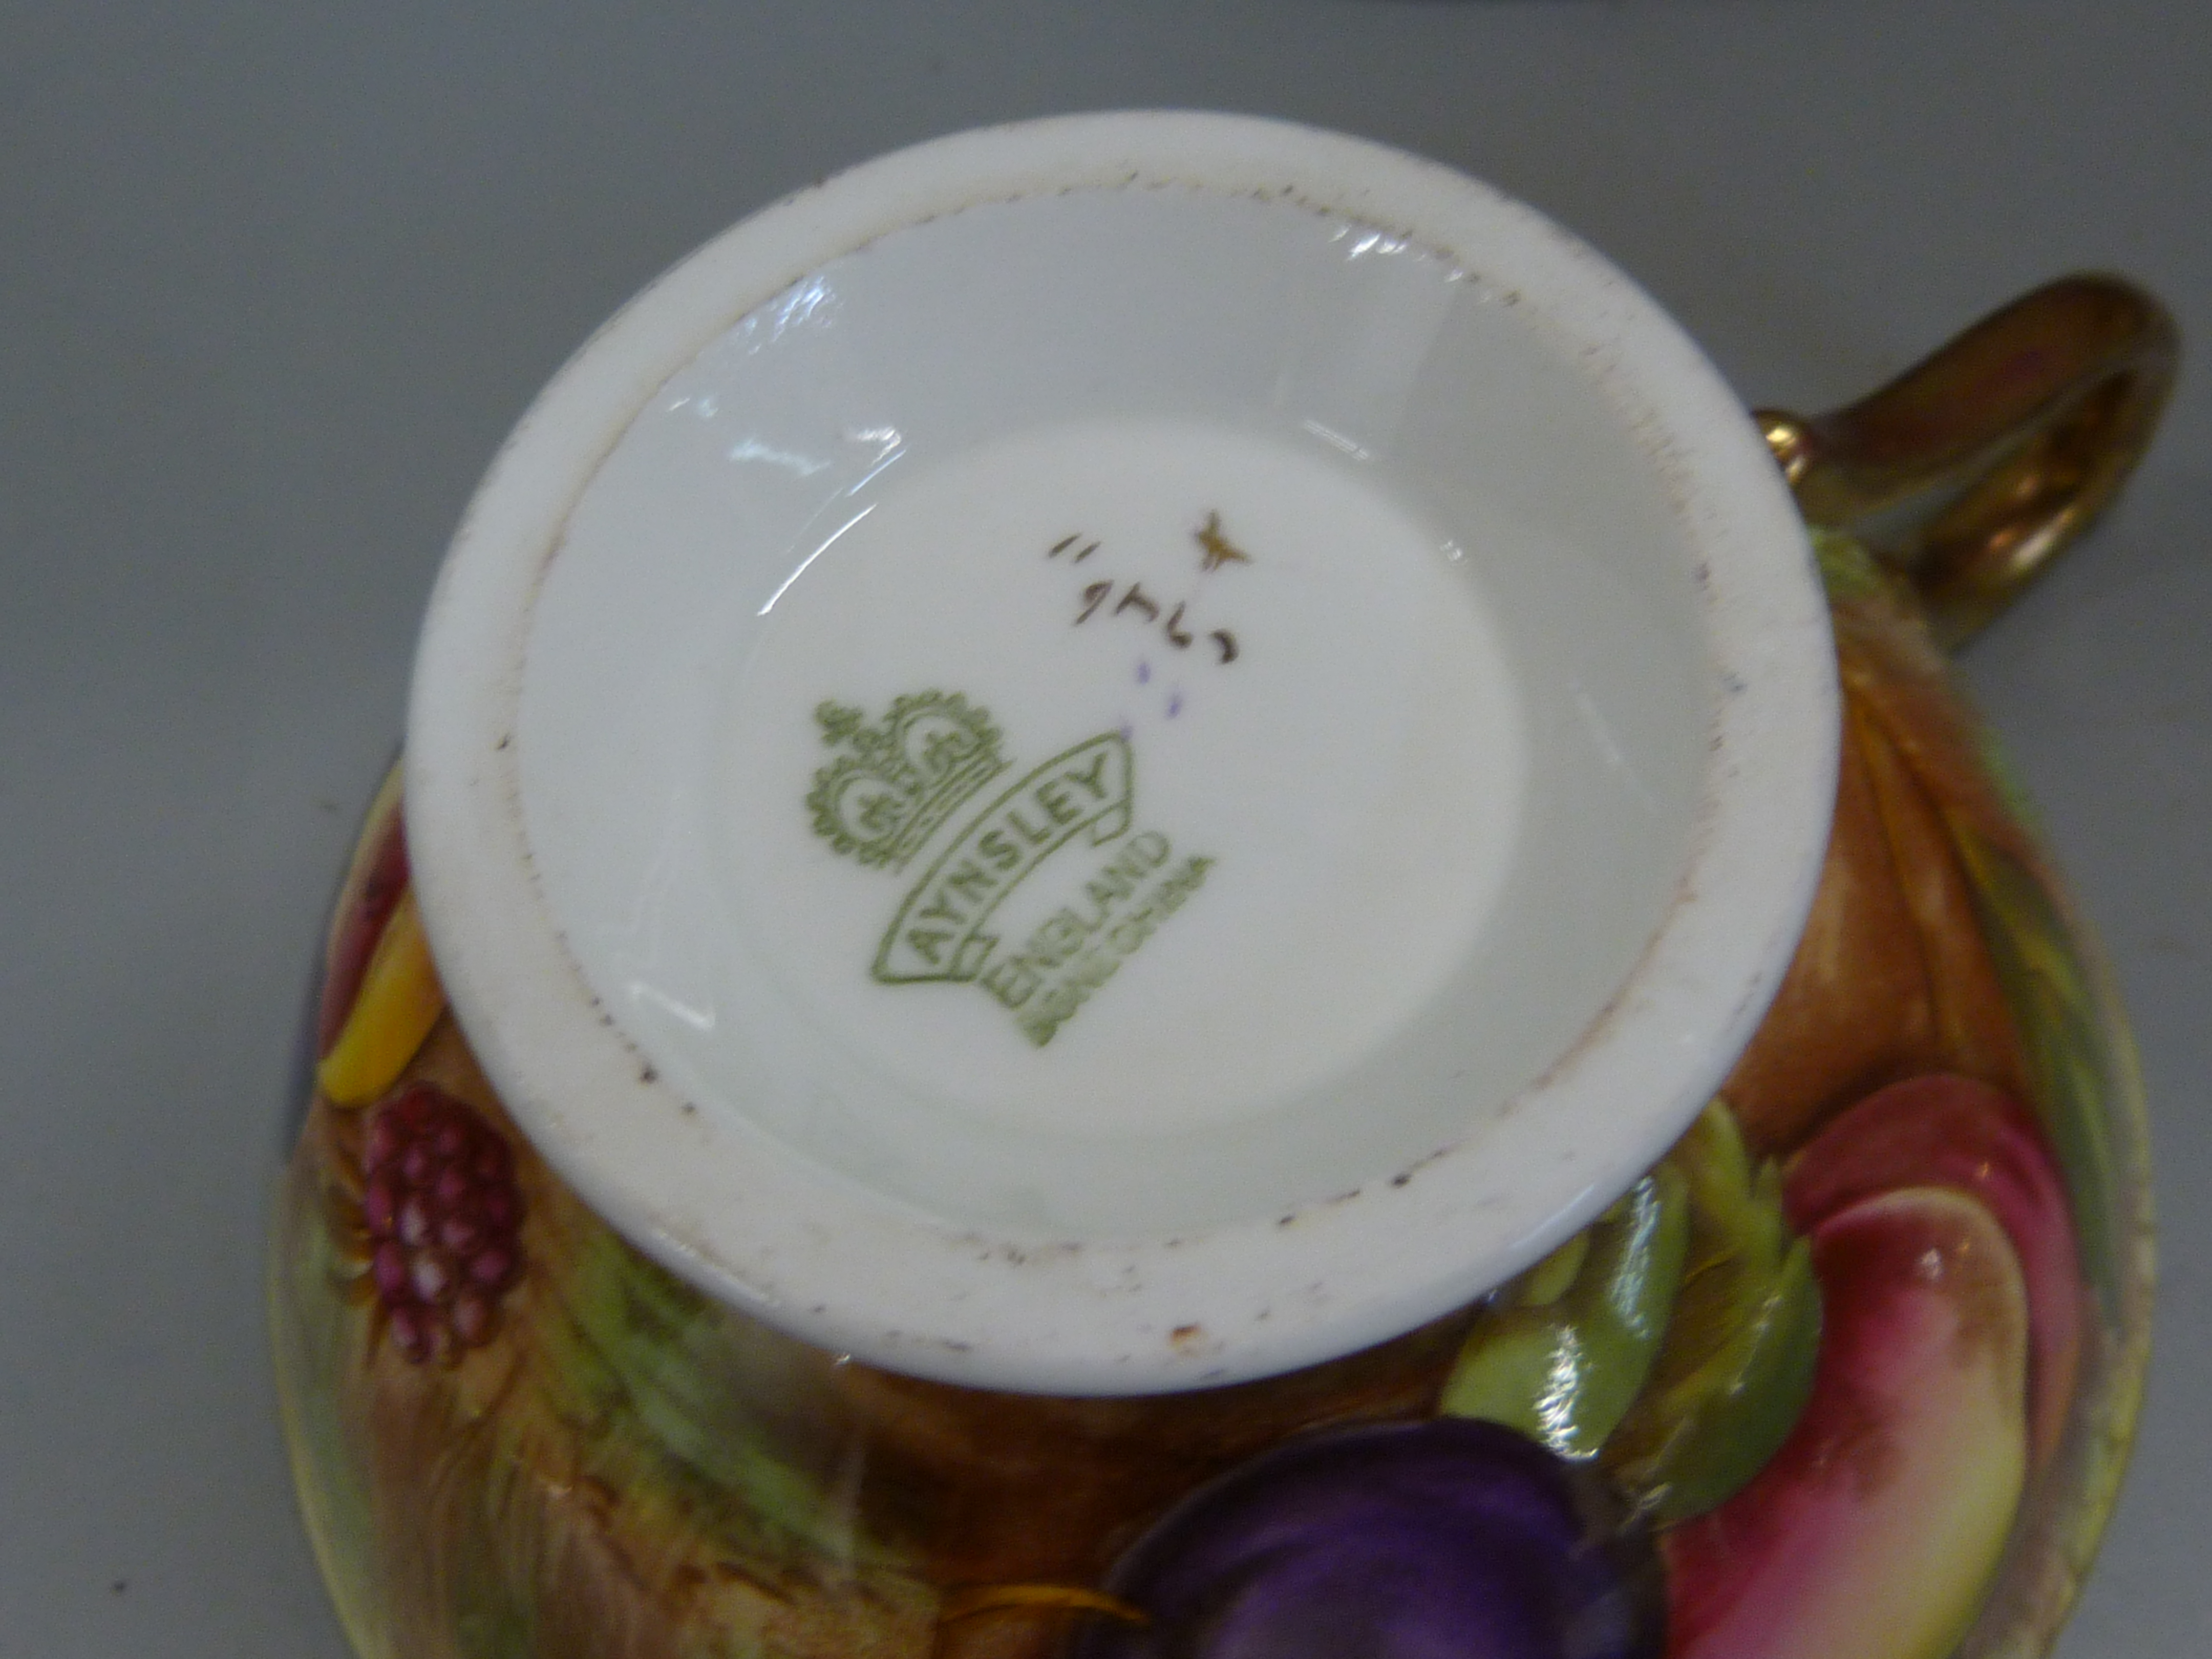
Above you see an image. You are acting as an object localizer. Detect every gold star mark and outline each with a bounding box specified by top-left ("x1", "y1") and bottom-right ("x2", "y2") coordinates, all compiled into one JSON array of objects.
[{"x1": 1194, "y1": 511, "x2": 1251, "y2": 573}]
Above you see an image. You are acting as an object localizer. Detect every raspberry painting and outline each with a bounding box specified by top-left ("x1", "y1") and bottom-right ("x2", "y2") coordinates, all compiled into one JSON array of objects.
[{"x1": 358, "y1": 1081, "x2": 524, "y2": 1364}]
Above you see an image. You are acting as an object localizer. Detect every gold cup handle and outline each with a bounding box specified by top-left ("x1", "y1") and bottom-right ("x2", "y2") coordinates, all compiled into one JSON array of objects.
[{"x1": 1757, "y1": 275, "x2": 2179, "y2": 648}]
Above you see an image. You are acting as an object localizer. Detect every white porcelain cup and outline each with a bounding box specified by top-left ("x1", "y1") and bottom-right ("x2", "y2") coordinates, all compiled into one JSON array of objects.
[{"x1": 406, "y1": 112, "x2": 1836, "y2": 1395}]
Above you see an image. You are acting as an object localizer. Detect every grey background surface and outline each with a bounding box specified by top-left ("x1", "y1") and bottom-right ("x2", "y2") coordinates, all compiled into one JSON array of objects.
[{"x1": 3, "y1": 3, "x2": 2206, "y2": 1653}]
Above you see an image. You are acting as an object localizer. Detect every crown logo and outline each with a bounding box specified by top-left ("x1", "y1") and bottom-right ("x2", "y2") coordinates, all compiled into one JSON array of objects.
[{"x1": 808, "y1": 691, "x2": 1008, "y2": 869}]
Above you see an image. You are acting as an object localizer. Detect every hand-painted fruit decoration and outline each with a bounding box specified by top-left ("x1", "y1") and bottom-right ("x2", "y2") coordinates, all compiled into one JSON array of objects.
[
  {"x1": 1443, "y1": 1102, "x2": 1823, "y2": 1527},
  {"x1": 317, "y1": 786, "x2": 411, "y2": 1057},
  {"x1": 270, "y1": 517, "x2": 2152, "y2": 1658},
  {"x1": 358, "y1": 1081, "x2": 524, "y2": 1363},
  {"x1": 1064, "y1": 1419, "x2": 1665, "y2": 1659},
  {"x1": 1434, "y1": 1069, "x2": 2078, "y2": 1659},
  {"x1": 315, "y1": 778, "x2": 444, "y2": 1109},
  {"x1": 1441, "y1": 1167, "x2": 1691, "y2": 1460},
  {"x1": 1663, "y1": 1186, "x2": 2031, "y2": 1659},
  {"x1": 1601, "y1": 1107, "x2": 1823, "y2": 1526},
  {"x1": 1784, "y1": 1072, "x2": 2083, "y2": 1465},
  {"x1": 1663, "y1": 1066, "x2": 2088, "y2": 1659}
]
